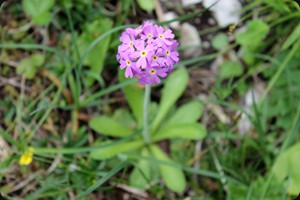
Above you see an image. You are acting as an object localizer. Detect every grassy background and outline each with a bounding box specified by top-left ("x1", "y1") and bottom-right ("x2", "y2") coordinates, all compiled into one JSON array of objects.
[{"x1": 1, "y1": 0, "x2": 300, "y2": 199}]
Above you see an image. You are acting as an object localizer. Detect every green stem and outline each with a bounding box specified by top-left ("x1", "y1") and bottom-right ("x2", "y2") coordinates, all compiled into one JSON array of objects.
[{"x1": 143, "y1": 84, "x2": 151, "y2": 144}]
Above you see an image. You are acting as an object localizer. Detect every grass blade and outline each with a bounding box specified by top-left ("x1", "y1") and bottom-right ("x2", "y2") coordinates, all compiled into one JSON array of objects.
[{"x1": 75, "y1": 160, "x2": 128, "y2": 200}]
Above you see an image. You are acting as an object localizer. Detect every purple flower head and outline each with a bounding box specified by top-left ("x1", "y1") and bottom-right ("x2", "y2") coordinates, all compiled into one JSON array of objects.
[{"x1": 117, "y1": 21, "x2": 179, "y2": 85}]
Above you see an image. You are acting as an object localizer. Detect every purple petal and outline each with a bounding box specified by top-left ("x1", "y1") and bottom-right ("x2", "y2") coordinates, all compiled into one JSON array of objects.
[
  {"x1": 151, "y1": 74, "x2": 161, "y2": 84},
  {"x1": 131, "y1": 51, "x2": 140, "y2": 59},
  {"x1": 119, "y1": 44, "x2": 129, "y2": 52},
  {"x1": 163, "y1": 39, "x2": 173, "y2": 46},
  {"x1": 125, "y1": 66, "x2": 133, "y2": 78},
  {"x1": 120, "y1": 60, "x2": 126, "y2": 70},
  {"x1": 146, "y1": 44, "x2": 155, "y2": 52},
  {"x1": 135, "y1": 57, "x2": 142, "y2": 68},
  {"x1": 140, "y1": 57, "x2": 147, "y2": 69},
  {"x1": 138, "y1": 76, "x2": 149, "y2": 85},
  {"x1": 157, "y1": 70, "x2": 168, "y2": 77},
  {"x1": 164, "y1": 30, "x2": 174, "y2": 38},
  {"x1": 120, "y1": 32, "x2": 131, "y2": 43},
  {"x1": 155, "y1": 26, "x2": 164, "y2": 35}
]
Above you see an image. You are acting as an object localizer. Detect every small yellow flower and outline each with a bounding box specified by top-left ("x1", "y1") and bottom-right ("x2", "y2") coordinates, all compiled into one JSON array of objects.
[{"x1": 19, "y1": 147, "x2": 34, "y2": 166}]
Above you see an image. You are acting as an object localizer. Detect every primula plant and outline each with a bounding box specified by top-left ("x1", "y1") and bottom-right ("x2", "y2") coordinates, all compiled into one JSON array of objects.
[{"x1": 89, "y1": 21, "x2": 207, "y2": 192}]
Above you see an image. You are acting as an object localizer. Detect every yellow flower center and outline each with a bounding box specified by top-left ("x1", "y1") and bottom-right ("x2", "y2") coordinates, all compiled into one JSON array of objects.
[
  {"x1": 141, "y1": 50, "x2": 147, "y2": 56},
  {"x1": 159, "y1": 34, "x2": 164, "y2": 39},
  {"x1": 126, "y1": 60, "x2": 131, "y2": 65},
  {"x1": 152, "y1": 55, "x2": 158, "y2": 61},
  {"x1": 147, "y1": 33, "x2": 152, "y2": 38},
  {"x1": 129, "y1": 41, "x2": 133, "y2": 46},
  {"x1": 150, "y1": 69, "x2": 156, "y2": 74},
  {"x1": 166, "y1": 50, "x2": 170, "y2": 55},
  {"x1": 137, "y1": 29, "x2": 142, "y2": 33}
]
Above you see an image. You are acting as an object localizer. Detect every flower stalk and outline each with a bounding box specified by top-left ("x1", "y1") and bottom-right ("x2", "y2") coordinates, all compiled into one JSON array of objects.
[{"x1": 143, "y1": 84, "x2": 151, "y2": 144}]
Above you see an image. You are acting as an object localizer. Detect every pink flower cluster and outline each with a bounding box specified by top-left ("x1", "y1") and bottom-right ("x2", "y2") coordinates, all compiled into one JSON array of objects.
[{"x1": 117, "y1": 21, "x2": 179, "y2": 85}]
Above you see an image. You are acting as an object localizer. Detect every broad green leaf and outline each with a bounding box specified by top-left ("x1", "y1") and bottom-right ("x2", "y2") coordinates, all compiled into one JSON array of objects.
[
  {"x1": 129, "y1": 148, "x2": 159, "y2": 188},
  {"x1": 31, "y1": 54, "x2": 45, "y2": 66},
  {"x1": 89, "y1": 116, "x2": 132, "y2": 138},
  {"x1": 16, "y1": 54, "x2": 45, "y2": 79},
  {"x1": 119, "y1": 70, "x2": 144, "y2": 127},
  {"x1": 153, "y1": 123, "x2": 206, "y2": 142},
  {"x1": 17, "y1": 58, "x2": 34, "y2": 79},
  {"x1": 113, "y1": 109, "x2": 137, "y2": 130},
  {"x1": 137, "y1": 0, "x2": 155, "y2": 11},
  {"x1": 151, "y1": 68, "x2": 189, "y2": 131},
  {"x1": 164, "y1": 100, "x2": 203, "y2": 127},
  {"x1": 32, "y1": 12, "x2": 52, "y2": 26},
  {"x1": 282, "y1": 23, "x2": 300, "y2": 50},
  {"x1": 77, "y1": 18, "x2": 113, "y2": 83},
  {"x1": 23, "y1": 0, "x2": 54, "y2": 16},
  {"x1": 212, "y1": 33, "x2": 228, "y2": 51},
  {"x1": 273, "y1": 143, "x2": 300, "y2": 195},
  {"x1": 22, "y1": 0, "x2": 54, "y2": 25},
  {"x1": 236, "y1": 19, "x2": 269, "y2": 49},
  {"x1": 220, "y1": 61, "x2": 243, "y2": 79},
  {"x1": 149, "y1": 102, "x2": 159, "y2": 123},
  {"x1": 90, "y1": 140, "x2": 144, "y2": 160},
  {"x1": 150, "y1": 145, "x2": 186, "y2": 192}
]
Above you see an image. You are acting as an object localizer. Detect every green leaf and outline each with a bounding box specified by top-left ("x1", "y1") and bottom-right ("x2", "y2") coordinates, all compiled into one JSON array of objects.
[
  {"x1": 136, "y1": 0, "x2": 155, "y2": 11},
  {"x1": 23, "y1": 0, "x2": 54, "y2": 16},
  {"x1": 220, "y1": 61, "x2": 243, "y2": 79},
  {"x1": 151, "y1": 68, "x2": 189, "y2": 131},
  {"x1": 119, "y1": 70, "x2": 144, "y2": 127},
  {"x1": 164, "y1": 100, "x2": 203, "y2": 127},
  {"x1": 282, "y1": 23, "x2": 300, "y2": 50},
  {"x1": 153, "y1": 123, "x2": 207, "y2": 142},
  {"x1": 113, "y1": 109, "x2": 137, "y2": 130},
  {"x1": 77, "y1": 18, "x2": 113, "y2": 84},
  {"x1": 31, "y1": 12, "x2": 52, "y2": 26},
  {"x1": 17, "y1": 58, "x2": 34, "y2": 79},
  {"x1": 150, "y1": 145, "x2": 186, "y2": 192},
  {"x1": 90, "y1": 140, "x2": 144, "y2": 160},
  {"x1": 129, "y1": 148, "x2": 159, "y2": 189},
  {"x1": 16, "y1": 54, "x2": 45, "y2": 79},
  {"x1": 236, "y1": 19, "x2": 269, "y2": 49},
  {"x1": 22, "y1": 0, "x2": 54, "y2": 25},
  {"x1": 273, "y1": 143, "x2": 300, "y2": 195},
  {"x1": 89, "y1": 116, "x2": 132, "y2": 138},
  {"x1": 212, "y1": 33, "x2": 229, "y2": 51},
  {"x1": 31, "y1": 54, "x2": 45, "y2": 66}
]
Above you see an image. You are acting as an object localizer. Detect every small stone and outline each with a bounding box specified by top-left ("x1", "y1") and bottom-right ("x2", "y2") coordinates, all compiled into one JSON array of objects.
[
  {"x1": 203, "y1": 0, "x2": 241, "y2": 27},
  {"x1": 181, "y1": 0, "x2": 202, "y2": 7},
  {"x1": 163, "y1": 12, "x2": 180, "y2": 30},
  {"x1": 180, "y1": 22, "x2": 202, "y2": 57}
]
